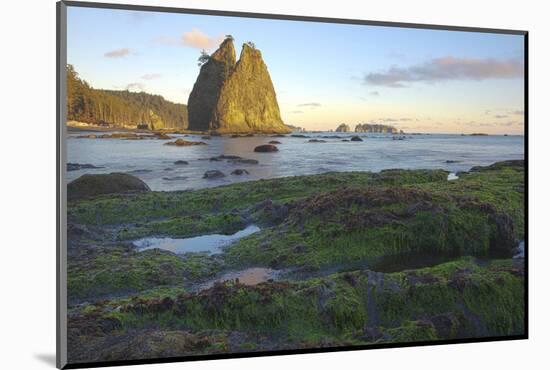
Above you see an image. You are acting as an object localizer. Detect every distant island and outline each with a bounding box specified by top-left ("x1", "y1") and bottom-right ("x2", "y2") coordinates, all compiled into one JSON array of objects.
[
  {"x1": 66, "y1": 65, "x2": 188, "y2": 130},
  {"x1": 286, "y1": 124, "x2": 305, "y2": 132},
  {"x1": 334, "y1": 123, "x2": 401, "y2": 134},
  {"x1": 335, "y1": 123, "x2": 351, "y2": 132},
  {"x1": 355, "y1": 123, "x2": 400, "y2": 134}
]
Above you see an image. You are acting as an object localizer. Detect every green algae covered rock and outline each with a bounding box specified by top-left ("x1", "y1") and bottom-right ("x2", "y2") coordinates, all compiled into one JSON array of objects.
[
  {"x1": 65, "y1": 161, "x2": 525, "y2": 362},
  {"x1": 187, "y1": 38, "x2": 290, "y2": 134},
  {"x1": 67, "y1": 172, "x2": 150, "y2": 201}
]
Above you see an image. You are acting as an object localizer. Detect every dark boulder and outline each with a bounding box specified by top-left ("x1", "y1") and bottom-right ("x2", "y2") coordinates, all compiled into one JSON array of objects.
[
  {"x1": 231, "y1": 169, "x2": 249, "y2": 175},
  {"x1": 254, "y1": 144, "x2": 278, "y2": 152},
  {"x1": 68, "y1": 173, "x2": 150, "y2": 201},
  {"x1": 350, "y1": 136, "x2": 363, "y2": 142},
  {"x1": 203, "y1": 170, "x2": 226, "y2": 179}
]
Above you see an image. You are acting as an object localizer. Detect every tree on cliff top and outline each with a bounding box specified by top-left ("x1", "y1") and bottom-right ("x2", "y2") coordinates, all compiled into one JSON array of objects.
[{"x1": 197, "y1": 50, "x2": 210, "y2": 67}]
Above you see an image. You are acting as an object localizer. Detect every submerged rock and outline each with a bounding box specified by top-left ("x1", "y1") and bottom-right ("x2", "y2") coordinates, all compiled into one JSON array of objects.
[
  {"x1": 173, "y1": 160, "x2": 189, "y2": 165},
  {"x1": 228, "y1": 158, "x2": 259, "y2": 165},
  {"x1": 254, "y1": 144, "x2": 278, "y2": 153},
  {"x1": 269, "y1": 140, "x2": 281, "y2": 144},
  {"x1": 308, "y1": 139, "x2": 326, "y2": 143},
  {"x1": 203, "y1": 170, "x2": 226, "y2": 179},
  {"x1": 350, "y1": 136, "x2": 363, "y2": 142},
  {"x1": 187, "y1": 38, "x2": 290, "y2": 134},
  {"x1": 67, "y1": 163, "x2": 104, "y2": 171},
  {"x1": 231, "y1": 169, "x2": 250, "y2": 175},
  {"x1": 164, "y1": 138, "x2": 207, "y2": 146},
  {"x1": 210, "y1": 154, "x2": 242, "y2": 161},
  {"x1": 68, "y1": 173, "x2": 150, "y2": 200},
  {"x1": 163, "y1": 176, "x2": 187, "y2": 181}
]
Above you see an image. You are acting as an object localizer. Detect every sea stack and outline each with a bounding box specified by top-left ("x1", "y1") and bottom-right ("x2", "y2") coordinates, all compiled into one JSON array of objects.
[
  {"x1": 187, "y1": 38, "x2": 290, "y2": 134},
  {"x1": 335, "y1": 123, "x2": 350, "y2": 132}
]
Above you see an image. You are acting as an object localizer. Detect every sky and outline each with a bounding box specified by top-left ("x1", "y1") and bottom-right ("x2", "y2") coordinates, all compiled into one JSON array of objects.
[{"x1": 67, "y1": 6, "x2": 525, "y2": 134}]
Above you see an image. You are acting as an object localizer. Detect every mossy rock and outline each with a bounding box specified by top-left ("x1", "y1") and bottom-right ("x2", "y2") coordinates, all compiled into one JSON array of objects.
[{"x1": 68, "y1": 172, "x2": 150, "y2": 201}]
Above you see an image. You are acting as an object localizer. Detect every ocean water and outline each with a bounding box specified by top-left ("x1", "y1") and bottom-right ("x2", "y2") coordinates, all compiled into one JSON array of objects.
[{"x1": 67, "y1": 131, "x2": 524, "y2": 191}]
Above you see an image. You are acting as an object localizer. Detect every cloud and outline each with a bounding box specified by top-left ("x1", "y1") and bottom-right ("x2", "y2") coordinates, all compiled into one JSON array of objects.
[
  {"x1": 290, "y1": 110, "x2": 304, "y2": 114},
  {"x1": 154, "y1": 29, "x2": 224, "y2": 50},
  {"x1": 494, "y1": 114, "x2": 508, "y2": 119},
  {"x1": 369, "y1": 91, "x2": 380, "y2": 96},
  {"x1": 511, "y1": 110, "x2": 524, "y2": 115},
  {"x1": 141, "y1": 73, "x2": 161, "y2": 80},
  {"x1": 126, "y1": 82, "x2": 145, "y2": 91},
  {"x1": 297, "y1": 102, "x2": 322, "y2": 108},
  {"x1": 500, "y1": 120, "x2": 523, "y2": 127},
  {"x1": 364, "y1": 56, "x2": 524, "y2": 87},
  {"x1": 182, "y1": 29, "x2": 224, "y2": 50},
  {"x1": 104, "y1": 48, "x2": 132, "y2": 58},
  {"x1": 462, "y1": 120, "x2": 524, "y2": 128}
]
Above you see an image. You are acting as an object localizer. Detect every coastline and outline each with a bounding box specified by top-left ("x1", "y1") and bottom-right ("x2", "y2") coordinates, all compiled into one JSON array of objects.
[{"x1": 66, "y1": 122, "x2": 524, "y2": 137}]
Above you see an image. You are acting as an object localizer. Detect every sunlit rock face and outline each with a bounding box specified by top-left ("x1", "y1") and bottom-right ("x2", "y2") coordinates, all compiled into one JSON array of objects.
[
  {"x1": 187, "y1": 38, "x2": 236, "y2": 132},
  {"x1": 188, "y1": 40, "x2": 290, "y2": 134}
]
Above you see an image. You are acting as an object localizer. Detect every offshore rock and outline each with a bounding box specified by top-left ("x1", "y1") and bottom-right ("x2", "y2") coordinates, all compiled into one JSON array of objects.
[
  {"x1": 188, "y1": 39, "x2": 289, "y2": 134},
  {"x1": 68, "y1": 173, "x2": 150, "y2": 200}
]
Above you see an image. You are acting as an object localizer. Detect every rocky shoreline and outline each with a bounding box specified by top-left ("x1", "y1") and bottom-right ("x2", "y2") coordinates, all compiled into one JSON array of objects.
[{"x1": 66, "y1": 160, "x2": 525, "y2": 363}]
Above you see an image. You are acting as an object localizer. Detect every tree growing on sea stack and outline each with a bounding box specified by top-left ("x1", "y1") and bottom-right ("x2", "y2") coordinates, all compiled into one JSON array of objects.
[{"x1": 187, "y1": 37, "x2": 290, "y2": 134}]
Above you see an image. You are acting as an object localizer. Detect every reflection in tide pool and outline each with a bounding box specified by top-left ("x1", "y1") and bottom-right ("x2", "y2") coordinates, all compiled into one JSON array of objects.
[{"x1": 134, "y1": 225, "x2": 260, "y2": 254}]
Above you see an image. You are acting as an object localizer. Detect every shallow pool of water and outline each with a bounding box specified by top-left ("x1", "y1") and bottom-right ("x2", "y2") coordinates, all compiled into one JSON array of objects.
[
  {"x1": 447, "y1": 172, "x2": 459, "y2": 181},
  {"x1": 195, "y1": 267, "x2": 280, "y2": 292},
  {"x1": 134, "y1": 225, "x2": 260, "y2": 254},
  {"x1": 514, "y1": 240, "x2": 525, "y2": 258}
]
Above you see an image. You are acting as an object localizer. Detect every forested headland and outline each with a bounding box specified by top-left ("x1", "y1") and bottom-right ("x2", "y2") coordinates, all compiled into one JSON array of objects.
[{"x1": 66, "y1": 65, "x2": 188, "y2": 130}]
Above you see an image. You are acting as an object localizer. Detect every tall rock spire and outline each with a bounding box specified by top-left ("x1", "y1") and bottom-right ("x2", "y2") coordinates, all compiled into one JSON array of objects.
[
  {"x1": 187, "y1": 40, "x2": 290, "y2": 134},
  {"x1": 187, "y1": 38, "x2": 236, "y2": 131}
]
